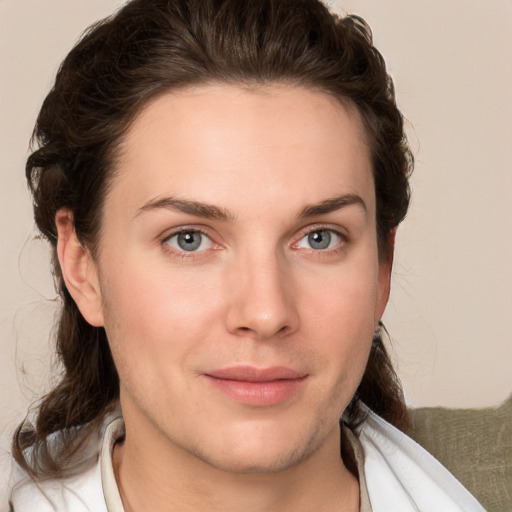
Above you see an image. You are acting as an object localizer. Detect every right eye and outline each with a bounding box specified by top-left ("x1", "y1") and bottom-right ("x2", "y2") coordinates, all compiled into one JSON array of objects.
[{"x1": 164, "y1": 230, "x2": 214, "y2": 253}]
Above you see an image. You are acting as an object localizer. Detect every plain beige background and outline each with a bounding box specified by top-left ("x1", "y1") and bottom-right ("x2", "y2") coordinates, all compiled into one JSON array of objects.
[{"x1": 1, "y1": 0, "x2": 511, "y2": 470}]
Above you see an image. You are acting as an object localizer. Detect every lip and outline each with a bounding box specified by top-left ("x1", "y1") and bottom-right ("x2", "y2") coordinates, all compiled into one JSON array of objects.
[{"x1": 204, "y1": 366, "x2": 308, "y2": 406}]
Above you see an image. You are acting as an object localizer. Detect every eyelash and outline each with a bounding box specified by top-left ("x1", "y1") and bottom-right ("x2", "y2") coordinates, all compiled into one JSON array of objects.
[{"x1": 160, "y1": 225, "x2": 348, "y2": 259}]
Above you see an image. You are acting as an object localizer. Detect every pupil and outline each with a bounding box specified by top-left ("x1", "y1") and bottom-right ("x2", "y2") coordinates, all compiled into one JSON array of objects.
[
  {"x1": 177, "y1": 232, "x2": 201, "y2": 251},
  {"x1": 308, "y1": 230, "x2": 331, "y2": 250}
]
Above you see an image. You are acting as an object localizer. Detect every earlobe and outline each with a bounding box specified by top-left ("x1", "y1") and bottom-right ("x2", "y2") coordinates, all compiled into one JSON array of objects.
[{"x1": 55, "y1": 209, "x2": 104, "y2": 327}]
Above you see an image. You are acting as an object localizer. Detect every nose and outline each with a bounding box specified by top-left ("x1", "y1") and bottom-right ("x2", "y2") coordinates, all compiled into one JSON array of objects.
[{"x1": 225, "y1": 250, "x2": 299, "y2": 340}]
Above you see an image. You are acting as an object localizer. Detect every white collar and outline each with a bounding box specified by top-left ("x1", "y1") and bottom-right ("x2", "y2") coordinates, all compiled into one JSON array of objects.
[
  {"x1": 100, "y1": 417, "x2": 125, "y2": 512},
  {"x1": 358, "y1": 405, "x2": 485, "y2": 512}
]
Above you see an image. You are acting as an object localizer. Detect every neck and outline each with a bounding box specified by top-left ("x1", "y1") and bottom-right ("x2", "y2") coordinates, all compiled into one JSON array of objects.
[{"x1": 113, "y1": 425, "x2": 359, "y2": 512}]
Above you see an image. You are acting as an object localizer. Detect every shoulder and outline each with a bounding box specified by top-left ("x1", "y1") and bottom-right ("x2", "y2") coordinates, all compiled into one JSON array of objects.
[
  {"x1": 358, "y1": 405, "x2": 487, "y2": 512},
  {"x1": 6, "y1": 416, "x2": 117, "y2": 512},
  {"x1": 8, "y1": 460, "x2": 105, "y2": 512}
]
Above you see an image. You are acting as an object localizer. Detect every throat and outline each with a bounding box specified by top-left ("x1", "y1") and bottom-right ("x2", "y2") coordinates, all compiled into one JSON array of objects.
[{"x1": 110, "y1": 429, "x2": 360, "y2": 512}]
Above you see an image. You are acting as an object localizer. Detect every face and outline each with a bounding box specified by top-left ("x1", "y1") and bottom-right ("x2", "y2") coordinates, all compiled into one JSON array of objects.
[{"x1": 86, "y1": 84, "x2": 390, "y2": 473}]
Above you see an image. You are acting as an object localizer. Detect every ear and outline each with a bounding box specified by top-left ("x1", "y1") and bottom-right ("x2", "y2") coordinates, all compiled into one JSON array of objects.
[
  {"x1": 375, "y1": 228, "x2": 396, "y2": 323},
  {"x1": 55, "y1": 209, "x2": 104, "y2": 327}
]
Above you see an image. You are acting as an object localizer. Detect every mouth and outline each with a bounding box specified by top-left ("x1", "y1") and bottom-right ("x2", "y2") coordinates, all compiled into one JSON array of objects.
[{"x1": 203, "y1": 366, "x2": 308, "y2": 406}]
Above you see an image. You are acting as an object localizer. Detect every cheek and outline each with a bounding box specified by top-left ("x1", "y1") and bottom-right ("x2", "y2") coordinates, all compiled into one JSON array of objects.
[
  {"x1": 304, "y1": 260, "x2": 380, "y2": 334},
  {"x1": 301, "y1": 261, "x2": 378, "y2": 384},
  {"x1": 99, "y1": 258, "x2": 223, "y2": 369}
]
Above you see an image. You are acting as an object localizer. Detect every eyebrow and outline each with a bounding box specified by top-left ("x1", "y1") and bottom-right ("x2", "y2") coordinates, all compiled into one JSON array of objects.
[
  {"x1": 135, "y1": 193, "x2": 366, "y2": 221},
  {"x1": 135, "y1": 196, "x2": 234, "y2": 221},
  {"x1": 299, "y1": 194, "x2": 367, "y2": 218}
]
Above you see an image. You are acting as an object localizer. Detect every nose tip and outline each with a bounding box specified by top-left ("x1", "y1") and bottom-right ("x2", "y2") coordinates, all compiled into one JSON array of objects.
[
  {"x1": 234, "y1": 312, "x2": 291, "y2": 340},
  {"x1": 225, "y1": 258, "x2": 299, "y2": 340}
]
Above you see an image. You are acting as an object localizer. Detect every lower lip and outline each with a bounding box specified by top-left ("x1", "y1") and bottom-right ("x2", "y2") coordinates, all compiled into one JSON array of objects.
[{"x1": 204, "y1": 376, "x2": 307, "y2": 406}]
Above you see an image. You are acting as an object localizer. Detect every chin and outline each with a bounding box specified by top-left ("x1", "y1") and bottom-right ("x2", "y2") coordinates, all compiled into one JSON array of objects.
[
  {"x1": 191, "y1": 421, "x2": 331, "y2": 475},
  {"x1": 199, "y1": 446, "x2": 311, "y2": 475}
]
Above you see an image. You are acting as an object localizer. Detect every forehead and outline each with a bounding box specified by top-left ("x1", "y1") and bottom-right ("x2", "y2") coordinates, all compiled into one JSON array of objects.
[{"x1": 110, "y1": 84, "x2": 374, "y2": 218}]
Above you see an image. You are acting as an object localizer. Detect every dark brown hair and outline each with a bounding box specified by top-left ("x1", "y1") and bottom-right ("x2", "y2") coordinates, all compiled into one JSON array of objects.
[{"x1": 14, "y1": 0, "x2": 412, "y2": 478}]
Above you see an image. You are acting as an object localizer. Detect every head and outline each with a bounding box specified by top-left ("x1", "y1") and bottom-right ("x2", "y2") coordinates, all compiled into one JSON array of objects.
[{"x1": 16, "y1": 0, "x2": 412, "y2": 478}]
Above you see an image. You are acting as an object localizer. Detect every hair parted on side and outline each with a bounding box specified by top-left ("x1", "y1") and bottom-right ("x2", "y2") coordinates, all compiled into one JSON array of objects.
[{"x1": 14, "y1": 0, "x2": 412, "y2": 479}]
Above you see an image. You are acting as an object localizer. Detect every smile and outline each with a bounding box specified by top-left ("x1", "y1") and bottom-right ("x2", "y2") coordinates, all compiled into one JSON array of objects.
[{"x1": 204, "y1": 366, "x2": 308, "y2": 406}]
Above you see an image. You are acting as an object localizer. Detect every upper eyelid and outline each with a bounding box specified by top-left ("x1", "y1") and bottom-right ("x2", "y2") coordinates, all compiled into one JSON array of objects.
[
  {"x1": 161, "y1": 225, "x2": 215, "y2": 241},
  {"x1": 294, "y1": 224, "x2": 348, "y2": 240}
]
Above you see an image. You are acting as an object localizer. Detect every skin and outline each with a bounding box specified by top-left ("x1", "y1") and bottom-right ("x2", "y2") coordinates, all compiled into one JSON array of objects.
[{"x1": 56, "y1": 84, "x2": 392, "y2": 512}]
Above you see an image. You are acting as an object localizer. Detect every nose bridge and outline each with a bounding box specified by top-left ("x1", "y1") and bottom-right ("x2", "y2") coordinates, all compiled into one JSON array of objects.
[{"x1": 225, "y1": 243, "x2": 298, "y2": 339}]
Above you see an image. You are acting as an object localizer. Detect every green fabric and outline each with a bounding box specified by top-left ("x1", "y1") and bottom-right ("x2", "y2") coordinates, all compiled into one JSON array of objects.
[{"x1": 409, "y1": 395, "x2": 512, "y2": 512}]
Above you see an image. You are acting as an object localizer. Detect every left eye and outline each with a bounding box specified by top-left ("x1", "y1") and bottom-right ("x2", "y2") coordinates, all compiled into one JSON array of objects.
[
  {"x1": 165, "y1": 231, "x2": 213, "y2": 252},
  {"x1": 296, "y1": 229, "x2": 342, "y2": 250}
]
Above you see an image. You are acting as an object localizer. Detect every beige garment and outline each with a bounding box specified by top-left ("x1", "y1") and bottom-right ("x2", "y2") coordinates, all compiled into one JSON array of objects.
[
  {"x1": 345, "y1": 427, "x2": 372, "y2": 512},
  {"x1": 100, "y1": 418, "x2": 372, "y2": 512}
]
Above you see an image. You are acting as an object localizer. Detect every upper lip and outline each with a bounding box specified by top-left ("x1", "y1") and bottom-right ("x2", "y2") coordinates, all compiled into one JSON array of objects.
[{"x1": 205, "y1": 366, "x2": 307, "y2": 382}]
